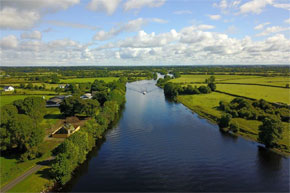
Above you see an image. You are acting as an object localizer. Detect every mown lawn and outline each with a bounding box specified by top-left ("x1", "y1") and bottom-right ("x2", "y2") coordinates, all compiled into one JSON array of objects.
[
  {"x1": 60, "y1": 77, "x2": 118, "y2": 83},
  {"x1": 216, "y1": 84, "x2": 290, "y2": 104}
]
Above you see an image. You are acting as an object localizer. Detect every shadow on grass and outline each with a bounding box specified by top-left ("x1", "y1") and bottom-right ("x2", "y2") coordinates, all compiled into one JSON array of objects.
[{"x1": 44, "y1": 114, "x2": 64, "y2": 120}]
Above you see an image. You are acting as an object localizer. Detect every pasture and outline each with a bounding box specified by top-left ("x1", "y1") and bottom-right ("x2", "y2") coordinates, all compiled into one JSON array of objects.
[
  {"x1": 60, "y1": 77, "x2": 118, "y2": 83},
  {"x1": 216, "y1": 84, "x2": 290, "y2": 104}
]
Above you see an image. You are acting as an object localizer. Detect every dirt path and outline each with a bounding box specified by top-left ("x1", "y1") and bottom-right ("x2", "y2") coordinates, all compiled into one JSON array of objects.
[{"x1": 0, "y1": 157, "x2": 54, "y2": 193}]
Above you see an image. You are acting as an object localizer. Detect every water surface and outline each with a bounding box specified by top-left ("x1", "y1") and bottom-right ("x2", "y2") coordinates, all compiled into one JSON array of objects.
[{"x1": 63, "y1": 79, "x2": 289, "y2": 192}]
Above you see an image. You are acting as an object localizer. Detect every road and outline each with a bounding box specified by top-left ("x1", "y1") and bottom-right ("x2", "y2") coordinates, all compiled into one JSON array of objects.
[{"x1": 0, "y1": 157, "x2": 54, "y2": 193}]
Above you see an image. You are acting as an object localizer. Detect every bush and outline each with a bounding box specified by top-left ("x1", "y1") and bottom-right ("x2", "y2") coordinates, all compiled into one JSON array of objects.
[
  {"x1": 198, "y1": 86, "x2": 211, "y2": 94},
  {"x1": 218, "y1": 113, "x2": 232, "y2": 129}
]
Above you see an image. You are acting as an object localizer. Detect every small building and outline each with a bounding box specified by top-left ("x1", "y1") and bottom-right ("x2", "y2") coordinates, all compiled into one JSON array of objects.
[
  {"x1": 3, "y1": 86, "x2": 14, "y2": 92},
  {"x1": 52, "y1": 123, "x2": 80, "y2": 138},
  {"x1": 80, "y1": 93, "x2": 92, "y2": 99},
  {"x1": 58, "y1": 84, "x2": 66, "y2": 89},
  {"x1": 46, "y1": 97, "x2": 63, "y2": 107}
]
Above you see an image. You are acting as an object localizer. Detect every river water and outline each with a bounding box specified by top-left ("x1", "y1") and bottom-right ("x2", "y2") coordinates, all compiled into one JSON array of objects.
[{"x1": 62, "y1": 79, "x2": 289, "y2": 192}]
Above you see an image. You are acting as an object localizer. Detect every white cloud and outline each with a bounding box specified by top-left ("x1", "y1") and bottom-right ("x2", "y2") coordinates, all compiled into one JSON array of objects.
[
  {"x1": 254, "y1": 22, "x2": 270, "y2": 30},
  {"x1": 93, "y1": 18, "x2": 167, "y2": 41},
  {"x1": 21, "y1": 31, "x2": 42, "y2": 40},
  {"x1": 239, "y1": 0, "x2": 273, "y2": 14},
  {"x1": 1, "y1": 24, "x2": 290, "y2": 65},
  {"x1": 272, "y1": 3, "x2": 290, "y2": 10},
  {"x1": 197, "y1": 25, "x2": 215, "y2": 30},
  {"x1": 208, "y1": 14, "x2": 221, "y2": 20},
  {"x1": 0, "y1": 35, "x2": 18, "y2": 49},
  {"x1": 173, "y1": 10, "x2": 192, "y2": 15},
  {"x1": 87, "y1": 0, "x2": 121, "y2": 15},
  {"x1": 0, "y1": 8, "x2": 40, "y2": 30},
  {"x1": 46, "y1": 20, "x2": 98, "y2": 30},
  {"x1": 124, "y1": 0, "x2": 166, "y2": 11},
  {"x1": 285, "y1": 18, "x2": 290, "y2": 24},
  {"x1": 256, "y1": 26, "x2": 290, "y2": 36},
  {"x1": 213, "y1": 0, "x2": 241, "y2": 13},
  {"x1": 0, "y1": 0, "x2": 80, "y2": 30}
]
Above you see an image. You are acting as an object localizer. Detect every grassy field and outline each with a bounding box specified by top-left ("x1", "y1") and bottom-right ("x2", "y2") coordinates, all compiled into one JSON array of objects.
[
  {"x1": 219, "y1": 76, "x2": 290, "y2": 87},
  {"x1": 171, "y1": 75, "x2": 290, "y2": 88},
  {"x1": 0, "y1": 95, "x2": 54, "y2": 107},
  {"x1": 0, "y1": 140, "x2": 61, "y2": 187},
  {"x1": 60, "y1": 77, "x2": 118, "y2": 83},
  {"x1": 170, "y1": 75, "x2": 263, "y2": 84},
  {"x1": 216, "y1": 84, "x2": 290, "y2": 104},
  {"x1": 178, "y1": 93, "x2": 290, "y2": 154}
]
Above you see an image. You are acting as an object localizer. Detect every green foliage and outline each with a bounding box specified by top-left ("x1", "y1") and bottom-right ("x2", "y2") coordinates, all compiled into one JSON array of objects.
[
  {"x1": 60, "y1": 97, "x2": 99, "y2": 117},
  {"x1": 198, "y1": 85, "x2": 212, "y2": 94},
  {"x1": 164, "y1": 82, "x2": 179, "y2": 98},
  {"x1": 0, "y1": 97, "x2": 45, "y2": 157},
  {"x1": 258, "y1": 117, "x2": 283, "y2": 148},
  {"x1": 218, "y1": 113, "x2": 232, "y2": 129}
]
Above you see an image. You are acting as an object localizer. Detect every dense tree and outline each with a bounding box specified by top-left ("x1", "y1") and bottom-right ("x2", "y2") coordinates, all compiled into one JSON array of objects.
[
  {"x1": 218, "y1": 113, "x2": 232, "y2": 129},
  {"x1": 164, "y1": 82, "x2": 179, "y2": 98},
  {"x1": 198, "y1": 86, "x2": 211, "y2": 94},
  {"x1": 258, "y1": 117, "x2": 283, "y2": 148}
]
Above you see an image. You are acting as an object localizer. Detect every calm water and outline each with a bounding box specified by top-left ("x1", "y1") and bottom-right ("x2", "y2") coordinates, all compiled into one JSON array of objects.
[{"x1": 62, "y1": 79, "x2": 289, "y2": 192}]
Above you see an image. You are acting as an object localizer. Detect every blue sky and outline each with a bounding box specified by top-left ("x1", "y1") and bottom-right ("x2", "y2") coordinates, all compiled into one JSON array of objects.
[{"x1": 0, "y1": 0, "x2": 289, "y2": 66}]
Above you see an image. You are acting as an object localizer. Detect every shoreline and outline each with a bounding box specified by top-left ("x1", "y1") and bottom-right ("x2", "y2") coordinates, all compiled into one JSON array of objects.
[{"x1": 177, "y1": 97, "x2": 290, "y2": 157}]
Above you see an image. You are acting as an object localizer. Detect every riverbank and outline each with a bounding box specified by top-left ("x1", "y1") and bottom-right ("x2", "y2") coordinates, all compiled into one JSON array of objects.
[{"x1": 177, "y1": 93, "x2": 290, "y2": 157}]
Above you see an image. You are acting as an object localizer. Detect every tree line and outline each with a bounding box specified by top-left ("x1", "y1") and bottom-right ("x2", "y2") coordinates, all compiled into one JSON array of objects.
[
  {"x1": 50, "y1": 78, "x2": 127, "y2": 185},
  {"x1": 0, "y1": 97, "x2": 46, "y2": 160},
  {"x1": 158, "y1": 75, "x2": 216, "y2": 99},
  {"x1": 218, "y1": 97, "x2": 289, "y2": 148}
]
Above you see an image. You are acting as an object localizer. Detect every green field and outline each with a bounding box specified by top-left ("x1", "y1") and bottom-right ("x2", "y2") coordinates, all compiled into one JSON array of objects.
[
  {"x1": 171, "y1": 75, "x2": 290, "y2": 88},
  {"x1": 60, "y1": 77, "x2": 118, "y2": 83},
  {"x1": 0, "y1": 95, "x2": 54, "y2": 107},
  {"x1": 0, "y1": 140, "x2": 60, "y2": 187},
  {"x1": 216, "y1": 84, "x2": 290, "y2": 104},
  {"x1": 178, "y1": 93, "x2": 290, "y2": 154}
]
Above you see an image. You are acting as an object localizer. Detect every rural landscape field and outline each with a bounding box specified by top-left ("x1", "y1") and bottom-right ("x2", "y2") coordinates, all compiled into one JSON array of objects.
[{"x1": 0, "y1": 0, "x2": 289, "y2": 192}]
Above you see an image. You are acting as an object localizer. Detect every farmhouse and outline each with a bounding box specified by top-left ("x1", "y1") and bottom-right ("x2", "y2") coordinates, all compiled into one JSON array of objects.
[
  {"x1": 58, "y1": 84, "x2": 66, "y2": 89},
  {"x1": 3, "y1": 86, "x2": 14, "y2": 91},
  {"x1": 52, "y1": 123, "x2": 80, "y2": 138}
]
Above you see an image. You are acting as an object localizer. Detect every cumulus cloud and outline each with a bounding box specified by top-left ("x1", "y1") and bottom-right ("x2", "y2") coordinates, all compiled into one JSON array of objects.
[
  {"x1": 93, "y1": 18, "x2": 167, "y2": 41},
  {"x1": 213, "y1": 0, "x2": 241, "y2": 13},
  {"x1": 87, "y1": 0, "x2": 121, "y2": 15},
  {"x1": 254, "y1": 22, "x2": 270, "y2": 30},
  {"x1": 1, "y1": 23, "x2": 290, "y2": 65},
  {"x1": 21, "y1": 31, "x2": 42, "y2": 40},
  {"x1": 0, "y1": 35, "x2": 18, "y2": 49},
  {"x1": 0, "y1": 0, "x2": 80, "y2": 30},
  {"x1": 239, "y1": 0, "x2": 273, "y2": 14},
  {"x1": 124, "y1": 0, "x2": 166, "y2": 11},
  {"x1": 285, "y1": 18, "x2": 290, "y2": 24},
  {"x1": 256, "y1": 26, "x2": 290, "y2": 36},
  {"x1": 208, "y1": 14, "x2": 221, "y2": 20},
  {"x1": 0, "y1": 8, "x2": 40, "y2": 30},
  {"x1": 173, "y1": 10, "x2": 192, "y2": 15}
]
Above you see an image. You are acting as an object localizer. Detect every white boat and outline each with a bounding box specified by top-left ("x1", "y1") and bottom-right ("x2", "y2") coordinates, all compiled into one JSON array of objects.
[{"x1": 143, "y1": 91, "x2": 146, "y2": 95}]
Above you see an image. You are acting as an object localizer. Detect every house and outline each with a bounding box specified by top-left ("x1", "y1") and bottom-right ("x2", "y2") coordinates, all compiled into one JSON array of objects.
[
  {"x1": 3, "y1": 86, "x2": 14, "y2": 91},
  {"x1": 80, "y1": 93, "x2": 92, "y2": 99},
  {"x1": 58, "y1": 84, "x2": 66, "y2": 89},
  {"x1": 52, "y1": 123, "x2": 80, "y2": 138},
  {"x1": 46, "y1": 95, "x2": 72, "y2": 107},
  {"x1": 46, "y1": 97, "x2": 63, "y2": 107}
]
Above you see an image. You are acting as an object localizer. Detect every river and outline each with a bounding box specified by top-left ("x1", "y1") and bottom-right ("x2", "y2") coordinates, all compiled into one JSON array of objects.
[{"x1": 62, "y1": 79, "x2": 289, "y2": 192}]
